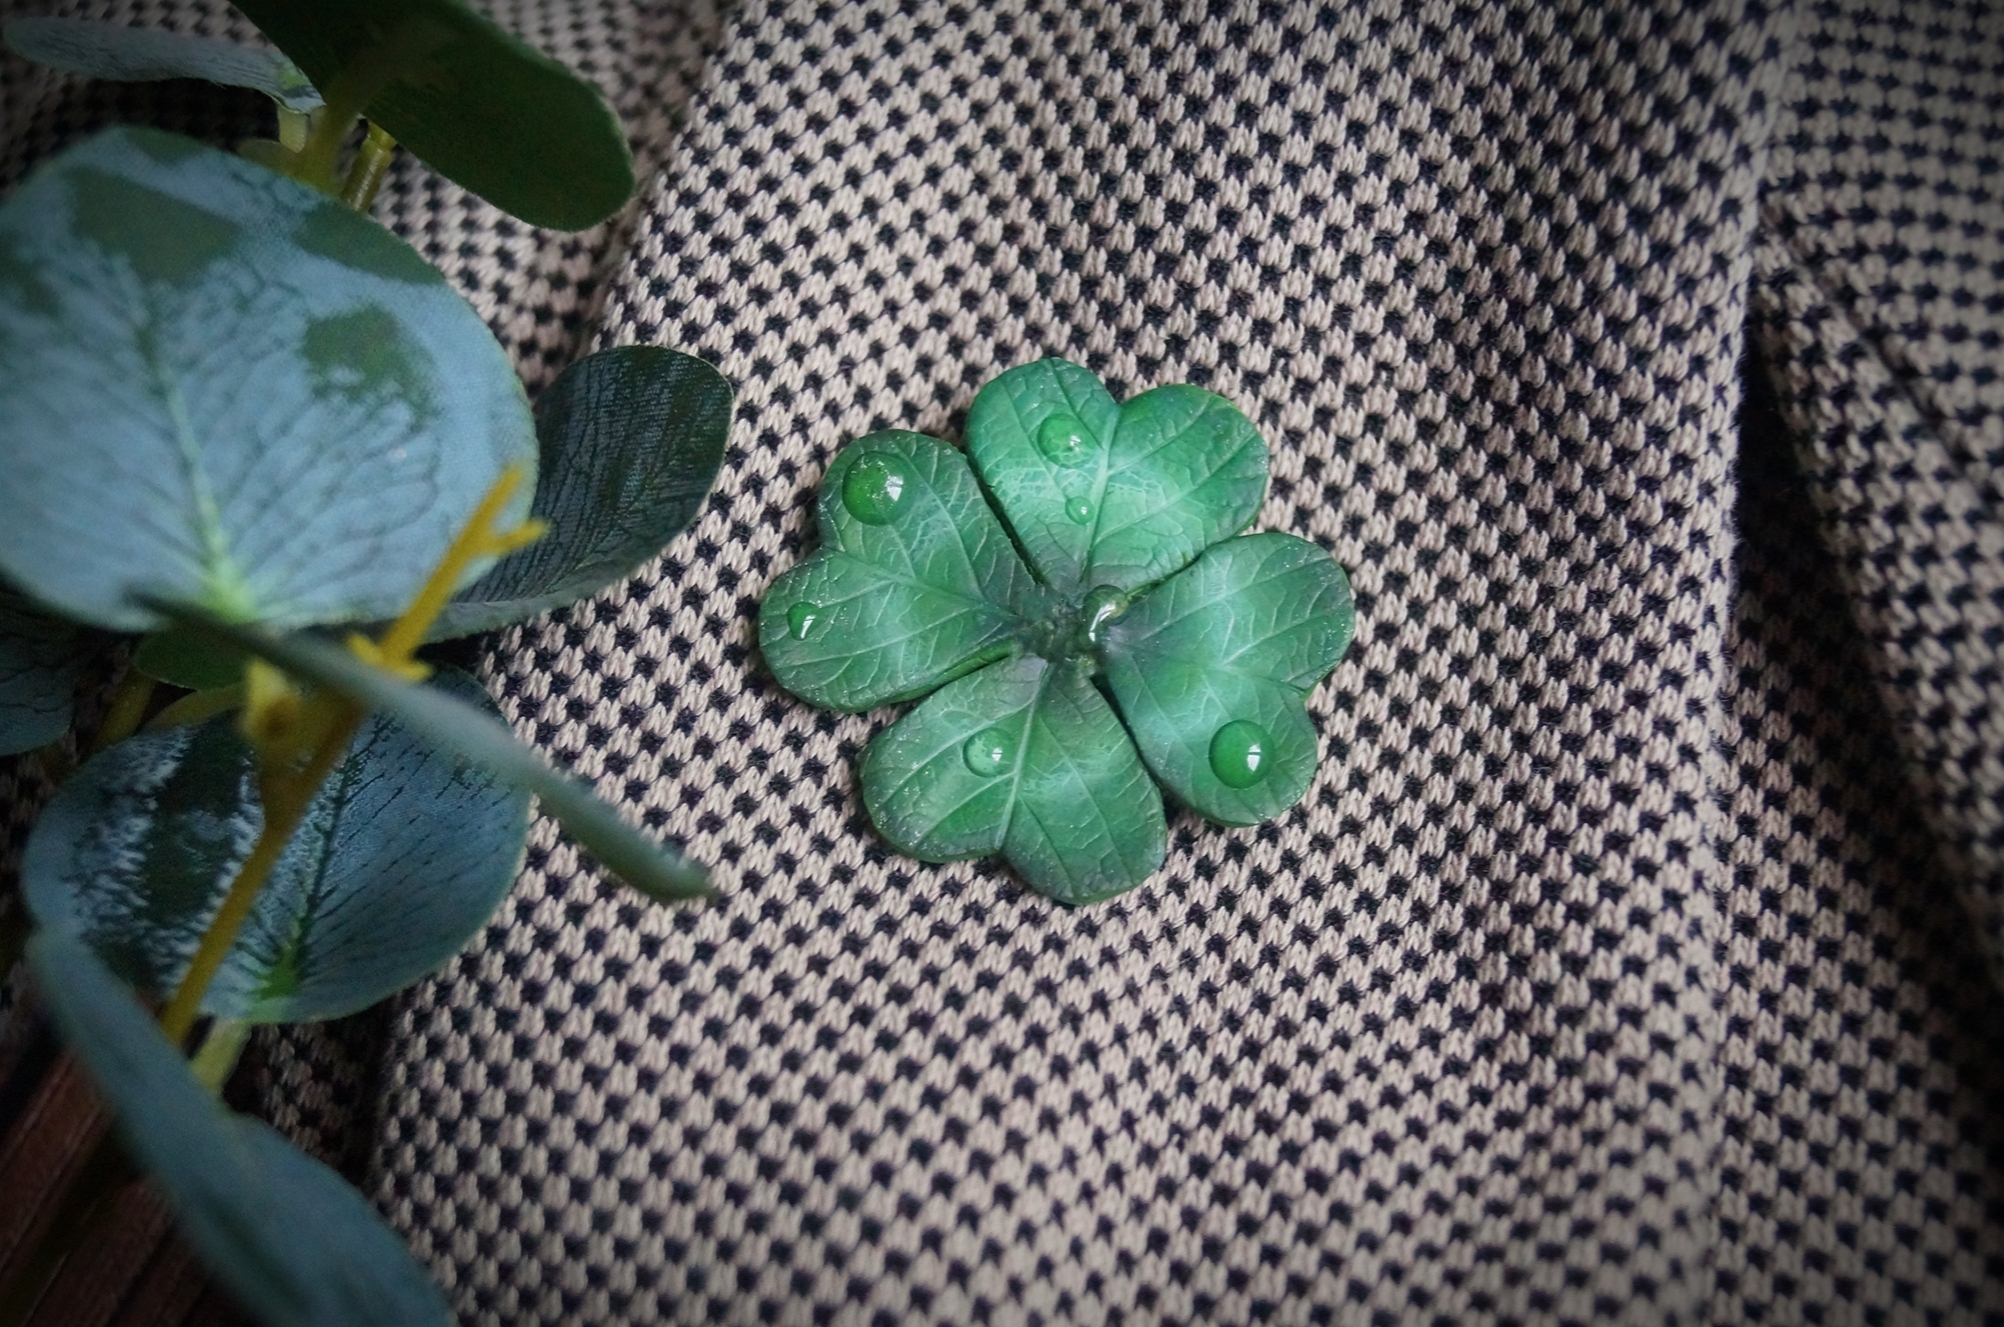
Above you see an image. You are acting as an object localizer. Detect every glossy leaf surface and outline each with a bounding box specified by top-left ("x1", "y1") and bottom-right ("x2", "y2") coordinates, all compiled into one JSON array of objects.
[
  {"x1": 24, "y1": 668, "x2": 529, "y2": 1022},
  {"x1": 28, "y1": 931, "x2": 454, "y2": 1326},
  {"x1": 0, "y1": 128, "x2": 535, "y2": 633},
  {"x1": 965, "y1": 358, "x2": 1268, "y2": 596},
  {"x1": 0, "y1": 585, "x2": 92, "y2": 756},
  {"x1": 862, "y1": 655, "x2": 1166, "y2": 905},
  {"x1": 759, "y1": 432, "x2": 1051, "y2": 712},
  {"x1": 230, "y1": 0, "x2": 634, "y2": 231},
  {"x1": 436, "y1": 346, "x2": 733, "y2": 638},
  {"x1": 1100, "y1": 533, "x2": 1354, "y2": 826},
  {"x1": 4, "y1": 17, "x2": 322, "y2": 110},
  {"x1": 149, "y1": 606, "x2": 708, "y2": 903}
]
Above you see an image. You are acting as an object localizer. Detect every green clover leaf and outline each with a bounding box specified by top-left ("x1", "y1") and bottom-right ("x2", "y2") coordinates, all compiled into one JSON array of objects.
[{"x1": 759, "y1": 359, "x2": 1356, "y2": 903}]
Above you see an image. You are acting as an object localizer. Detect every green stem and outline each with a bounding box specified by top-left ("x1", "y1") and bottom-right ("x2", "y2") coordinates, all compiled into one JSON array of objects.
[
  {"x1": 157, "y1": 705, "x2": 361, "y2": 1045},
  {"x1": 339, "y1": 124, "x2": 397, "y2": 213}
]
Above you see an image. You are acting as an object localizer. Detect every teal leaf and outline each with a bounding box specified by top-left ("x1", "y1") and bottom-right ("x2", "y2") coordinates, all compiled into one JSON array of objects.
[
  {"x1": 1099, "y1": 533, "x2": 1355, "y2": 826},
  {"x1": 146, "y1": 605, "x2": 709, "y2": 903},
  {"x1": 434, "y1": 346, "x2": 733, "y2": 638},
  {"x1": 27, "y1": 930, "x2": 454, "y2": 1327},
  {"x1": 3, "y1": 17, "x2": 323, "y2": 111},
  {"x1": 23, "y1": 668, "x2": 530, "y2": 1022},
  {"x1": 230, "y1": 0, "x2": 635, "y2": 231},
  {"x1": 861, "y1": 655, "x2": 1166, "y2": 905},
  {"x1": 134, "y1": 623, "x2": 248, "y2": 692},
  {"x1": 964, "y1": 358, "x2": 1268, "y2": 597},
  {"x1": 759, "y1": 432, "x2": 1053, "y2": 712},
  {"x1": 0, "y1": 128, "x2": 536, "y2": 634},
  {"x1": 0, "y1": 584, "x2": 94, "y2": 756}
]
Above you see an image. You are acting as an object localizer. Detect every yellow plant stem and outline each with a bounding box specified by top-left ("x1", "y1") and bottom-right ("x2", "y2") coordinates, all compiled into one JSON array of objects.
[
  {"x1": 145, "y1": 684, "x2": 245, "y2": 732},
  {"x1": 339, "y1": 124, "x2": 397, "y2": 212},
  {"x1": 156, "y1": 703, "x2": 360, "y2": 1046},
  {"x1": 87, "y1": 669, "x2": 155, "y2": 757},
  {"x1": 153, "y1": 461, "x2": 543, "y2": 1045}
]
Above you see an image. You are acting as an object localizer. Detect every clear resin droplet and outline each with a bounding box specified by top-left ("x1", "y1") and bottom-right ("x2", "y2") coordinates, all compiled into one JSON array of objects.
[
  {"x1": 1209, "y1": 719, "x2": 1270, "y2": 789},
  {"x1": 1082, "y1": 585, "x2": 1128, "y2": 645},
  {"x1": 786, "y1": 602, "x2": 819, "y2": 640},
  {"x1": 1037, "y1": 413, "x2": 1091, "y2": 466},
  {"x1": 962, "y1": 730, "x2": 1010, "y2": 776},
  {"x1": 842, "y1": 452, "x2": 909, "y2": 524},
  {"x1": 1065, "y1": 496, "x2": 1094, "y2": 524}
]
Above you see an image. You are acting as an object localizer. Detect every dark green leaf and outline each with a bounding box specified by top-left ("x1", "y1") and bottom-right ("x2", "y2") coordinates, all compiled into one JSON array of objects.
[
  {"x1": 24, "y1": 668, "x2": 530, "y2": 1022},
  {"x1": 0, "y1": 128, "x2": 536, "y2": 633},
  {"x1": 0, "y1": 584, "x2": 93, "y2": 756},
  {"x1": 861, "y1": 655, "x2": 1166, "y2": 904},
  {"x1": 146, "y1": 605, "x2": 709, "y2": 903},
  {"x1": 435, "y1": 346, "x2": 733, "y2": 638},
  {"x1": 230, "y1": 0, "x2": 634, "y2": 231},
  {"x1": 1099, "y1": 533, "x2": 1354, "y2": 826},
  {"x1": 4, "y1": 17, "x2": 322, "y2": 110},
  {"x1": 27, "y1": 930, "x2": 454, "y2": 1327},
  {"x1": 134, "y1": 623, "x2": 248, "y2": 692},
  {"x1": 965, "y1": 359, "x2": 1269, "y2": 597},
  {"x1": 759, "y1": 432, "x2": 1054, "y2": 712}
]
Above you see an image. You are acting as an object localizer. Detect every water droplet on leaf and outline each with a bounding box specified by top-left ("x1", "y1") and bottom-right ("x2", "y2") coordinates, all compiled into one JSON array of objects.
[
  {"x1": 963, "y1": 730, "x2": 1010, "y2": 776},
  {"x1": 842, "y1": 452, "x2": 909, "y2": 524},
  {"x1": 1082, "y1": 586, "x2": 1128, "y2": 644},
  {"x1": 1065, "y1": 496, "x2": 1093, "y2": 524},
  {"x1": 1037, "y1": 414, "x2": 1091, "y2": 466},
  {"x1": 786, "y1": 603, "x2": 820, "y2": 640},
  {"x1": 1209, "y1": 719, "x2": 1270, "y2": 788}
]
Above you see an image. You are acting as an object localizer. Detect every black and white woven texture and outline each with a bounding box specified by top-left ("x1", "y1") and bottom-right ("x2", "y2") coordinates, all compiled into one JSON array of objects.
[
  {"x1": 3, "y1": 0, "x2": 2002, "y2": 1323},
  {"x1": 351, "y1": 0, "x2": 2003, "y2": 1322}
]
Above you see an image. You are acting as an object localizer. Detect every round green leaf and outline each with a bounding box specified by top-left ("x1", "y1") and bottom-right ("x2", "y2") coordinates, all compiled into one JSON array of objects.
[
  {"x1": 23, "y1": 667, "x2": 531, "y2": 1023},
  {"x1": 3, "y1": 17, "x2": 323, "y2": 111},
  {"x1": 27, "y1": 930, "x2": 454, "y2": 1327},
  {"x1": 861, "y1": 654, "x2": 1167, "y2": 905},
  {"x1": 0, "y1": 584, "x2": 94, "y2": 756},
  {"x1": 0, "y1": 128, "x2": 536, "y2": 633},
  {"x1": 965, "y1": 359, "x2": 1269, "y2": 597},
  {"x1": 230, "y1": 0, "x2": 635, "y2": 231},
  {"x1": 435, "y1": 346, "x2": 733, "y2": 638},
  {"x1": 759, "y1": 432, "x2": 1054, "y2": 712},
  {"x1": 1099, "y1": 533, "x2": 1355, "y2": 826}
]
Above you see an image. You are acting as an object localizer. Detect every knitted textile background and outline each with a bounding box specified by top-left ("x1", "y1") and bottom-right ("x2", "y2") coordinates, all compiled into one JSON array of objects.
[{"x1": 1, "y1": 0, "x2": 2001, "y2": 1325}]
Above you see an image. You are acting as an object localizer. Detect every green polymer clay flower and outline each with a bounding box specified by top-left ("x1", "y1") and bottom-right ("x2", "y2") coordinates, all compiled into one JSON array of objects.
[{"x1": 758, "y1": 359, "x2": 1356, "y2": 905}]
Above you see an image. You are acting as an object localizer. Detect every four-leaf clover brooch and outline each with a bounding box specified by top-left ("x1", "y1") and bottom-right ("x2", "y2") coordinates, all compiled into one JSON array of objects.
[{"x1": 757, "y1": 359, "x2": 1356, "y2": 904}]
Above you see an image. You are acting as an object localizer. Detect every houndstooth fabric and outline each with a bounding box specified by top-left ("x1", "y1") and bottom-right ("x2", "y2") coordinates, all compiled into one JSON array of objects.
[
  {"x1": 358, "y1": 0, "x2": 2004, "y2": 1322},
  {"x1": 4, "y1": 0, "x2": 2004, "y2": 1323}
]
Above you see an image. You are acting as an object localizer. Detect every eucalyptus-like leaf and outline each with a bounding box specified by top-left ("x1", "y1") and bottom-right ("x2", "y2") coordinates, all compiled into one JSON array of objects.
[
  {"x1": 759, "y1": 432, "x2": 1053, "y2": 712},
  {"x1": 27, "y1": 930, "x2": 454, "y2": 1327},
  {"x1": 23, "y1": 668, "x2": 530, "y2": 1022},
  {"x1": 0, "y1": 584, "x2": 94, "y2": 756},
  {"x1": 4, "y1": 17, "x2": 322, "y2": 111},
  {"x1": 435, "y1": 346, "x2": 733, "y2": 638},
  {"x1": 134, "y1": 623, "x2": 247, "y2": 692},
  {"x1": 964, "y1": 358, "x2": 1268, "y2": 597},
  {"x1": 230, "y1": 0, "x2": 634, "y2": 231},
  {"x1": 861, "y1": 654, "x2": 1166, "y2": 905},
  {"x1": 147, "y1": 605, "x2": 709, "y2": 903},
  {"x1": 0, "y1": 128, "x2": 536, "y2": 634},
  {"x1": 1100, "y1": 533, "x2": 1354, "y2": 826}
]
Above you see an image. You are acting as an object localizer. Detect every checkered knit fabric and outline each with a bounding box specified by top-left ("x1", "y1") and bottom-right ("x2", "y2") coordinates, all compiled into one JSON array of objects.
[{"x1": 4, "y1": 0, "x2": 2003, "y2": 1323}]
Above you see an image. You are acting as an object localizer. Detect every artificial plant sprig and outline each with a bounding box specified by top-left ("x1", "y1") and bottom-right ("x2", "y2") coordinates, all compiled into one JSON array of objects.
[
  {"x1": 153, "y1": 462, "x2": 544, "y2": 1042},
  {"x1": 759, "y1": 359, "x2": 1356, "y2": 904}
]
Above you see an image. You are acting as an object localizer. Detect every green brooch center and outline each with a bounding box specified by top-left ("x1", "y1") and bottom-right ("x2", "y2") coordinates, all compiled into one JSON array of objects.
[{"x1": 759, "y1": 358, "x2": 1356, "y2": 905}]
